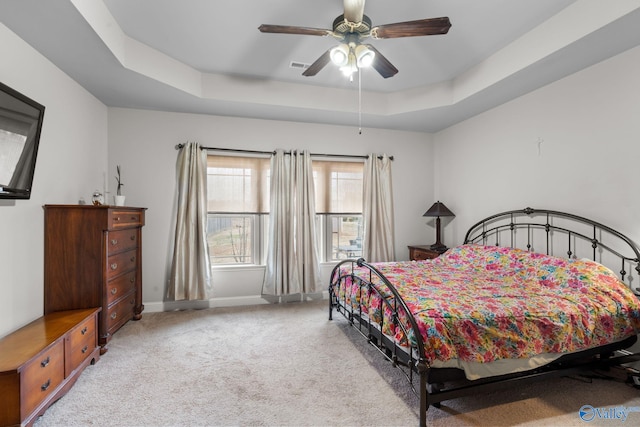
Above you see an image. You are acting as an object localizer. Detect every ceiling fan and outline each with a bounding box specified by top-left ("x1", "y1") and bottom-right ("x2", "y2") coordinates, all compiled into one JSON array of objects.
[{"x1": 258, "y1": 0, "x2": 451, "y2": 79}]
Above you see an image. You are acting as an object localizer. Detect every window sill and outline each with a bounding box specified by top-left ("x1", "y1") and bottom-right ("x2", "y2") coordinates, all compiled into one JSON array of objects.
[{"x1": 211, "y1": 264, "x2": 266, "y2": 273}]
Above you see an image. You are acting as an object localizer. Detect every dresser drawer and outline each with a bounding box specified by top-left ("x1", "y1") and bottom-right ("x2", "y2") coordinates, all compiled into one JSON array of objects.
[
  {"x1": 107, "y1": 270, "x2": 137, "y2": 305},
  {"x1": 107, "y1": 248, "x2": 138, "y2": 280},
  {"x1": 22, "y1": 340, "x2": 64, "y2": 417},
  {"x1": 108, "y1": 209, "x2": 144, "y2": 229},
  {"x1": 106, "y1": 291, "x2": 136, "y2": 334},
  {"x1": 408, "y1": 245, "x2": 441, "y2": 261},
  {"x1": 106, "y1": 228, "x2": 139, "y2": 254},
  {"x1": 65, "y1": 316, "x2": 97, "y2": 376},
  {"x1": 412, "y1": 249, "x2": 436, "y2": 260}
]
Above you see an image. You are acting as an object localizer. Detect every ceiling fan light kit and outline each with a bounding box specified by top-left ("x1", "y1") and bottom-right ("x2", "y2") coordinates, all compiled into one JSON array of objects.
[
  {"x1": 258, "y1": 0, "x2": 451, "y2": 79},
  {"x1": 329, "y1": 43, "x2": 375, "y2": 78}
]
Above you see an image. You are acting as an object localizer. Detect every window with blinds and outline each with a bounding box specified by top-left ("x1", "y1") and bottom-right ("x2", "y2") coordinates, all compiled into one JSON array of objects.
[
  {"x1": 206, "y1": 155, "x2": 269, "y2": 264},
  {"x1": 312, "y1": 160, "x2": 364, "y2": 261},
  {"x1": 206, "y1": 154, "x2": 364, "y2": 265}
]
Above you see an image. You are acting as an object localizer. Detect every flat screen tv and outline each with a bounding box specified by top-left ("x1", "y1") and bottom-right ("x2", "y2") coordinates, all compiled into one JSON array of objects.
[{"x1": 0, "y1": 81, "x2": 45, "y2": 200}]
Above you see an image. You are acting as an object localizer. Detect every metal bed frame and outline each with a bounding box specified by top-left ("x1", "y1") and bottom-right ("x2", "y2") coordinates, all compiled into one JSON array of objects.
[{"x1": 329, "y1": 208, "x2": 640, "y2": 427}]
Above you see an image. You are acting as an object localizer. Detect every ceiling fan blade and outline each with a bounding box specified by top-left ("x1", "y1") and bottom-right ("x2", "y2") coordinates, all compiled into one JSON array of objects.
[
  {"x1": 366, "y1": 45, "x2": 398, "y2": 79},
  {"x1": 302, "y1": 49, "x2": 332, "y2": 77},
  {"x1": 258, "y1": 24, "x2": 331, "y2": 37},
  {"x1": 372, "y1": 17, "x2": 451, "y2": 39},
  {"x1": 343, "y1": 0, "x2": 366, "y2": 23}
]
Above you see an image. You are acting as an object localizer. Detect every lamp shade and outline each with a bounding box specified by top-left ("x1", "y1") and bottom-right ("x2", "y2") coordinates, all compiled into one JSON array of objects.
[
  {"x1": 330, "y1": 44, "x2": 349, "y2": 67},
  {"x1": 355, "y1": 44, "x2": 375, "y2": 68},
  {"x1": 423, "y1": 201, "x2": 455, "y2": 218}
]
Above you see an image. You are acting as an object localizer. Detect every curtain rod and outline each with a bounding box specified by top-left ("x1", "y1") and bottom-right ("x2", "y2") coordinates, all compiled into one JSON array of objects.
[{"x1": 174, "y1": 144, "x2": 393, "y2": 161}]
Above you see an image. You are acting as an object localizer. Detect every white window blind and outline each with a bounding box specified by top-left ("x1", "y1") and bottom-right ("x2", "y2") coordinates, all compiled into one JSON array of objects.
[
  {"x1": 207, "y1": 155, "x2": 270, "y2": 213},
  {"x1": 313, "y1": 160, "x2": 363, "y2": 213}
]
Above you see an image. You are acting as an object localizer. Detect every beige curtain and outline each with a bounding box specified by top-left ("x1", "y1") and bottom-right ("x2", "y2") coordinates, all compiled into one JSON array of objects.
[
  {"x1": 363, "y1": 154, "x2": 395, "y2": 262},
  {"x1": 167, "y1": 142, "x2": 212, "y2": 301},
  {"x1": 262, "y1": 150, "x2": 321, "y2": 296}
]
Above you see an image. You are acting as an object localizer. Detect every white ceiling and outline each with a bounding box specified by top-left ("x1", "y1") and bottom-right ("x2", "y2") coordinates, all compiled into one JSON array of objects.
[{"x1": 2, "y1": 0, "x2": 640, "y2": 132}]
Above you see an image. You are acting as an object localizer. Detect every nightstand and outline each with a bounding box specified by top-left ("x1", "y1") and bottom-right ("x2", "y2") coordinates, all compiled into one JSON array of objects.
[{"x1": 408, "y1": 245, "x2": 445, "y2": 261}]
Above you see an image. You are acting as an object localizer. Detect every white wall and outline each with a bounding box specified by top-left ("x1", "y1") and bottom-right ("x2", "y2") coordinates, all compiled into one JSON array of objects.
[
  {"x1": 5, "y1": 15, "x2": 639, "y2": 336},
  {"x1": 107, "y1": 109, "x2": 434, "y2": 310},
  {"x1": 434, "y1": 44, "x2": 640, "y2": 248},
  {"x1": 0, "y1": 24, "x2": 108, "y2": 337}
]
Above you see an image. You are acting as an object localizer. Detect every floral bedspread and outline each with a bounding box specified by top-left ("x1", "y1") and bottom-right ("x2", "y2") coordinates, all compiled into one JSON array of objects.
[{"x1": 334, "y1": 244, "x2": 640, "y2": 366}]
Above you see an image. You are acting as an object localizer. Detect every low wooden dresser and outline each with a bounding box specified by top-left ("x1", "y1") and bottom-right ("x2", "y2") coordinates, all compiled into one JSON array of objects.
[
  {"x1": 44, "y1": 205, "x2": 146, "y2": 353},
  {"x1": 0, "y1": 308, "x2": 100, "y2": 426},
  {"x1": 408, "y1": 245, "x2": 445, "y2": 261}
]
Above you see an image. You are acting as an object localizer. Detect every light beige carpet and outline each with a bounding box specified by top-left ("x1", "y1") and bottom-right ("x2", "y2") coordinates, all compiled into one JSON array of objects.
[{"x1": 34, "y1": 300, "x2": 640, "y2": 426}]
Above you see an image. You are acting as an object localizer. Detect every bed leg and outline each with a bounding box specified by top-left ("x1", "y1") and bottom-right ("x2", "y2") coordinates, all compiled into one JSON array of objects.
[
  {"x1": 428, "y1": 383, "x2": 442, "y2": 408},
  {"x1": 419, "y1": 362, "x2": 428, "y2": 427},
  {"x1": 328, "y1": 287, "x2": 334, "y2": 320}
]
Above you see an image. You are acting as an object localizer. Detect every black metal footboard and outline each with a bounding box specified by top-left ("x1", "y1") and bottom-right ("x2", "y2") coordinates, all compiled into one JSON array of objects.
[{"x1": 329, "y1": 258, "x2": 430, "y2": 426}]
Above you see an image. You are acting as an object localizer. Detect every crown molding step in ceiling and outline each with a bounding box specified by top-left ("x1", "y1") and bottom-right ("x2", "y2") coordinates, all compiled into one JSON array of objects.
[{"x1": 1, "y1": 0, "x2": 639, "y2": 132}]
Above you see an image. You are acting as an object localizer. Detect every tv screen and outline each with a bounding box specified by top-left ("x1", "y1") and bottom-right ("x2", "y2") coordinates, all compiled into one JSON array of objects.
[{"x1": 0, "y1": 81, "x2": 45, "y2": 200}]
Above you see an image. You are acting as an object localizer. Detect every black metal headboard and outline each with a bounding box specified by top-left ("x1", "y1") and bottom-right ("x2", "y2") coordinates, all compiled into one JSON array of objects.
[{"x1": 463, "y1": 207, "x2": 640, "y2": 294}]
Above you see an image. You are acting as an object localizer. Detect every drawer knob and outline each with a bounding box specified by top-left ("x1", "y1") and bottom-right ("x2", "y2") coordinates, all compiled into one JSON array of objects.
[
  {"x1": 110, "y1": 263, "x2": 118, "y2": 270},
  {"x1": 111, "y1": 239, "x2": 118, "y2": 245},
  {"x1": 130, "y1": 277, "x2": 135, "y2": 283},
  {"x1": 81, "y1": 327, "x2": 88, "y2": 335},
  {"x1": 111, "y1": 313, "x2": 117, "y2": 320},
  {"x1": 130, "y1": 235, "x2": 136, "y2": 241},
  {"x1": 41, "y1": 379, "x2": 51, "y2": 392},
  {"x1": 82, "y1": 346, "x2": 89, "y2": 354},
  {"x1": 114, "y1": 217, "x2": 120, "y2": 221},
  {"x1": 40, "y1": 356, "x2": 50, "y2": 368},
  {"x1": 130, "y1": 256, "x2": 136, "y2": 262},
  {"x1": 111, "y1": 288, "x2": 118, "y2": 295}
]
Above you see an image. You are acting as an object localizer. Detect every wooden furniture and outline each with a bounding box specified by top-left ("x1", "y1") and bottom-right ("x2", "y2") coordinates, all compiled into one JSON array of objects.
[
  {"x1": 44, "y1": 205, "x2": 146, "y2": 353},
  {"x1": 330, "y1": 208, "x2": 640, "y2": 427},
  {"x1": 408, "y1": 244, "x2": 443, "y2": 260},
  {"x1": 0, "y1": 308, "x2": 100, "y2": 427}
]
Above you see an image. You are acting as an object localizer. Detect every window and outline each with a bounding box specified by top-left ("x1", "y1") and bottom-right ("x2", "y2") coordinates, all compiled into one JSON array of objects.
[
  {"x1": 206, "y1": 155, "x2": 269, "y2": 265},
  {"x1": 206, "y1": 154, "x2": 364, "y2": 265},
  {"x1": 313, "y1": 160, "x2": 364, "y2": 261}
]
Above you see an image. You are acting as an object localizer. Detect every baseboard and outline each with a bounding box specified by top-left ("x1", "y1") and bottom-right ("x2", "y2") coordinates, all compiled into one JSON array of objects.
[{"x1": 143, "y1": 292, "x2": 330, "y2": 313}]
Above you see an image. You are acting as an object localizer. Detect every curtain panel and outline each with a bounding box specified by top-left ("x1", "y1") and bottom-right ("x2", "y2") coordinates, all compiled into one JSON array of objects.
[
  {"x1": 262, "y1": 150, "x2": 321, "y2": 296},
  {"x1": 167, "y1": 142, "x2": 212, "y2": 301},
  {"x1": 363, "y1": 154, "x2": 395, "y2": 262}
]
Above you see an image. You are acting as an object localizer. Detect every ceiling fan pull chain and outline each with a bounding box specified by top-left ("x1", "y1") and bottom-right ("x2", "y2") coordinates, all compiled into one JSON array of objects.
[{"x1": 358, "y1": 68, "x2": 362, "y2": 135}]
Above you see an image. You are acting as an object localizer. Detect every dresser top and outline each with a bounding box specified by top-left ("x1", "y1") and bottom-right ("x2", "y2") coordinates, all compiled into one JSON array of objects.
[
  {"x1": 0, "y1": 308, "x2": 100, "y2": 372},
  {"x1": 43, "y1": 204, "x2": 147, "y2": 210}
]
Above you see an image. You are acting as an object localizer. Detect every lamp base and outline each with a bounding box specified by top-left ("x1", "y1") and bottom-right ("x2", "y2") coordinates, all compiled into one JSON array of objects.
[{"x1": 429, "y1": 243, "x2": 448, "y2": 253}]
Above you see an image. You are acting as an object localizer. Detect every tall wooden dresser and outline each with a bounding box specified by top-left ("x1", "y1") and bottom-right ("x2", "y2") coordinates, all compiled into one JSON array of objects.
[{"x1": 44, "y1": 205, "x2": 146, "y2": 353}]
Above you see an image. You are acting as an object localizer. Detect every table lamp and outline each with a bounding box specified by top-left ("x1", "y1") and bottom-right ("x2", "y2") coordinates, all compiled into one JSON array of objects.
[{"x1": 423, "y1": 201, "x2": 455, "y2": 252}]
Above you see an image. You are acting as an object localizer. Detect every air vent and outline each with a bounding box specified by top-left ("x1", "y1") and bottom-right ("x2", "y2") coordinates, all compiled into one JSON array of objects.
[{"x1": 289, "y1": 61, "x2": 309, "y2": 70}]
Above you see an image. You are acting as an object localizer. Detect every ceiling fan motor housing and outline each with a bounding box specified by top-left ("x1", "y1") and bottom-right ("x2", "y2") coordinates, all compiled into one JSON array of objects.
[{"x1": 333, "y1": 14, "x2": 372, "y2": 36}]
